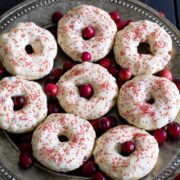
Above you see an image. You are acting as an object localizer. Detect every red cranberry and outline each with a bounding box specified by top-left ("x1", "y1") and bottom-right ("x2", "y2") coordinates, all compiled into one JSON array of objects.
[
  {"x1": 108, "y1": 66, "x2": 119, "y2": 78},
  {"x1": 119, "y1": 69, "x2": 131, "y2": 81},
  {"x1": 52, "y1": 11, "x2": 63, "y2": 23},
  {"x1": 48, "y1": 103, "x2": 61, "y2": 114},
  {"x1": 125, "y1": 19, "x2": 133, "y2": 26},
  {"x1": 44, "y1": 83, "x2": 58, "y2": 96},
  {"x1": 12, "y1": 96, "x2": 25, "y2": 110},
  {"x1": 153, "y1": 128, "x2": 167, "y2": 144},
  {"x1": 109, "y1": 11, "x2": 121, "y2": 22},
  {"x1": 19, "y1": 152, "x2": 33, "y2": 168},
  {"x1": 175, "y1": 173, "x2": 180, "y2": 180},
  {"x1": 63, "y1": 62, "x2": 76, "y2": 71},
  {"x1": 90, "y1": 119, "x2": 101, "y2": 132},
  {"x1": 116, "y1": 20, "x2": 125, "y2": 30},
  {"x1": 109, "y1": 116, "x2": 118, "y2": 127},
  {"x1": 159, "y1": 11, "x2": 165, "y2": 17},
  {"x1": 98, "y1": 117, "x2": 112, "y2": 132},
  {"x1": 116, "y1": 79, "x2": 124, "y2": 89},
  {"x1": 81, "y1": 160, "x2": 97, "y2": 176},
  {"x1": 93, "y1": 172, "x2": 107, "y2": 180},
  {"x1": 174, "y1": 79, "x2": 180, "y2": 91},
  {"x1": 79, "y1": 84, "x2": 93, "y2": 98},
  {"x1": 157, "y1": 68, "x2": 173, "y2": 81},
  {"x1": 121, "y1": 141, "x2": 135, "y2": 156},
  {"x1": 167, "y1": 123, "x2": 180, "y2": 139},
  {"x1": 99, "y1": 58, "x2": 112, "y2": 69},
  {"x1": 81, "y1": 52, "x2": 91, "y2": 61},
  {"x1": 0, "y1": 67, "x2": 4, "y2": 77},
  {"x1": 19, "y1": 142, "x2": 32, "y2": 152},
  {"x1": 51, "y1": 68, "x2": 64, "y2": 81},
  {"x1": 82, "y1": 26, "x2": 95, "y2": 39}
]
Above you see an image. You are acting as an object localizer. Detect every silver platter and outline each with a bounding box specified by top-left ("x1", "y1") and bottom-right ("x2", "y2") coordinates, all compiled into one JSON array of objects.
[{"x1": 0, "y1": 0, "x2": 179, "y2": 180}]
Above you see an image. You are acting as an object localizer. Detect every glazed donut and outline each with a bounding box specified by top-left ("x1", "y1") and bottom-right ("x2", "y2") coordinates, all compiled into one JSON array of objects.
[
  {"x1": 32, "y1": 113, "x2": 96, "y2": 172},
  {"x1": 0, "y1": 22, "x2": 57, "y2": 80},
  {"x1": 0, "y1": 77, "x2": 47, "y2": 133},
  {"x1": 114, "y1": 20, "x2": 172, "y2": 75},
  {"x1": 93, "y1": 125, "x2": 159, "y2": 180},
  {"x1": 58, "y1": 5, "x2": 117, "y2": 62},
  {"x1": 118, "y1": 75, "x2": 180, "y2": 130},
  {"x1": 56, "y1": 62, "x2": 118, "y2": 120}
]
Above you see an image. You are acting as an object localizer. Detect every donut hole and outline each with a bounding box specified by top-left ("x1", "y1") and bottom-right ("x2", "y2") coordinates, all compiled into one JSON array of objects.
[
  {"x1": 146, "y1": 98, "x2": 155, "y2": 104},
  {"x1": 12, "y1": 96, "x2": 26, "y2": 111},
  {"x1": 58, "y1": 135, "x2": 69, "y2": 142},
  {"x1": 25, "y1": 44, "x2": 34, "y2": 54},
  {"x1": 137, "y1": 42, "x2": 152, "y2": 55}
]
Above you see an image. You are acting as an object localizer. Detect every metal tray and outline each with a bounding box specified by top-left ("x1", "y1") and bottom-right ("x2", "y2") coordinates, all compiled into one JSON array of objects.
[{"x1": 0, "y1": 0, "x2": 179, "y2": 179}]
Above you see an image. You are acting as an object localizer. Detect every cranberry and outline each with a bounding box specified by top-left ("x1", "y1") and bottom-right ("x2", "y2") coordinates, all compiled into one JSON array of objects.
[
  {"x1": 153, "y1": 128, "x2": 167, "y2": 144},
  {"x1": 19, "y1": 142, "x2": 32, "y2": 152},
  {"x1": 174, "y1": 79, "x2": 180, "y2": 91},
  {"x1": 48, "y1": 103, "x2": 61, "y2": 114},
  {"x1": 109, "y1": 116, "x2": 118, "y2": 127},
  {"x1": 121, "y1": 141, "x2": 135, "y2": 156},
  {"x1": 159, "y1": 11, "x2": 165, "y2": 17},
  {"x1": 79, "y1": 84, "x2": 93, "y2": 98},
  {"x1": 125, "y1": 19, "x2": 133, "y2": 26},
  {"x1": 19, "y1": 152, "x2": 33, "y2": 168},
  {"x1": 99, "y1": 58, "x2": 112, "y2": 69},
  {"x1": 108, "y1": 66, "x2": 119, "y2": 78},
  {"x1": 51, "y1": 68, "x2": 64, "y2": 81},
  {"x1": 98, "y1": 117, "x2": 112, "y2": 132},
  {"x1": 90, "y1": 119, "x2": 101, "y2": 132},
  {"x1": 93, "y1": 172, "x2": 107, "y2": 180},
  {"x1": 81, "y1": 160, "x2": 97, "y2": 176},
  {"x1": 12, "y1": 96, "x2": 25, "y2": 110},
  {"x1": 116, "y1": 79, "x2": 124, "y2": 89},
  {"x1": 175, "y1": 173, "x2": 180, "y2": 180},
  {"x1": 116, "y1": 20, "x2": 125, "y2": 30},
  {"x1": 167, "y1": 123, "x2": 180, "y2": 139},
  {"x1": 109, "y1": 11, "x2": 121, "y2": 22},
  {"x1": 82, "y1": 26, "x2": 95, "y2": 39},
  {"x1": 63, "y1": 62, "x2": 76, "y2": 71},
  {"x1": 52, "y1": 11, "x2": 63, "y2": 23},
  {"x1": 81, "y1": 52, "x2": 91, "y2": 61},
  {"x1": 119, "y1": 69, "x2": 131, "y2": 81},
  {"x1": 44, "y1": 83, "x2": 58, "y2": 96},
  {"x1": 0, "y1": 67, "x2": 4, "y2": 77},
  {"x1": 157, "y1": 68, "x2": 173, "y2": 81}
]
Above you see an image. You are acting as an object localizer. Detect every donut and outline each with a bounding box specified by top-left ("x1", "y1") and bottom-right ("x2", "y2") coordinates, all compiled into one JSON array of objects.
[
  {"x1": 118, "y1": 75, "x2": 180, "y2": 130},
  {"x1": 93, "y1": 125, "x2": 159, "y2": 180},
  {"x1": 32, "y1": 113, "x2": 96, "y2": 172},
  {"x1": 0, "y1": 77, "x2": 47, "y2": 133},
  {"x1": 0, "y1": 22, "x2": 57, "y2": 80},
  {"x1": 56, "y1": 62, "x2": 118, "y2": 120},
  {"x1": 114, "y1": 20, "x2": 172, "y2": 75},
  {"x1": 57, "y1": 5, "x2": 117, "y2": 62}
]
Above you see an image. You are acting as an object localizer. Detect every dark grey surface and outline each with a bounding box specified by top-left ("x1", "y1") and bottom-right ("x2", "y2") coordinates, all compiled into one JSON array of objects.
[{"x1": 0, "y1": 0, "x2": 179, "y2": 180}]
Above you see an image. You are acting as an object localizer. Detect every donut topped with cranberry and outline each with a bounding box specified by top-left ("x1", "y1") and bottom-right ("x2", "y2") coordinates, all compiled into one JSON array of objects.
[
  {"x1": 93, "y1": 125, "x2": 159, "y2": 180},
  {"x1": 57, "y1": 5, "x2": 117, "y2": 62},
  {"x1": 0, "y1": 22, "x2": 57, "y2": 80},
  {"x1": 0, "y1": 76, "x2": 47, "y2": 133},
  {"x1": 114, "y1": 20, "x2": 172, "y2": 75},
  {"x1": 32, "y1": 113, "x2": 96, "y2": 172},
  {"x1": 118, "y1": 75, "x2": 180, "y2": 130},
  {"x1": 56, "y1": 62, "x2": 118, "y2": 120}
]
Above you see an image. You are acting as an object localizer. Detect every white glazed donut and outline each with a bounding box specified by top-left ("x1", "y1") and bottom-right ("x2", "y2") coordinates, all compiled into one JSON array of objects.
[
  {"x1": 57, "y1": 5, "x2": 117, "y2": 62},
  {"x1": 0, "y1": 77, "x2": 47, "y2": 133},
  {"x1": 114, "y1": 20, "x2": 172, "y2": 75},
  {"x1": 118, "y1": 75, "x2": 180, "y2": 130},
  {"x1": 32, "y1": 113, "x2": 96, "y2": 172},
  {"x1": 0, "y1": 22, "x2": 57, "y2": 80},
  {"x1": 93, "y1": 125, "x2": 159, "y2": 180},
  {"x1": 56, "y1": 62, "x2": 118, "y2": 120}
]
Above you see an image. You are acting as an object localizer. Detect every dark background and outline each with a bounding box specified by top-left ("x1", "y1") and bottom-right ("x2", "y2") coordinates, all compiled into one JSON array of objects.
[{"x1": 0, "y1": 0, "x2": 179, "y2": 29}]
